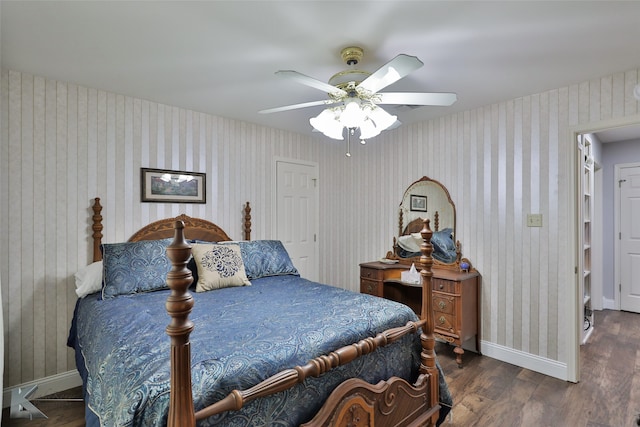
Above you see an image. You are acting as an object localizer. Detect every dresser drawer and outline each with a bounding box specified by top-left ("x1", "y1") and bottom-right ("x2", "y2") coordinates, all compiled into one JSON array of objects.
[
  {"x1": 432, "y1": 277, "x2": 458, "y2": 294},
  {"x1": 432, "y1": 293, "x2": 455, "y2": 315},
  {"x1": 360, "y1": 267, "x2": 383, "y2": 280},
  {"x1": 434, "y1": 312, "x2": 457, "y2": 335},
  {"x1": 360, "y1": 279, "x2": 381, "y2": 296}
]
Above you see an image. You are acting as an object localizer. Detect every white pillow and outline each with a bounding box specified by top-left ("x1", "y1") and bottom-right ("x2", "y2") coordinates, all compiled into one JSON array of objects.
[
  {"x1": 192, "y1": 243, "x2": 251, "y2": 292},
  {"x1": 397, "y1": 234, "x2": 421, "y2": 253},
  {"x1": 411, "y1": 232, "x2": 424, "y2": 247},
  {"x1": 75, "y1": 261, "x2": 103, "y2": 298}
]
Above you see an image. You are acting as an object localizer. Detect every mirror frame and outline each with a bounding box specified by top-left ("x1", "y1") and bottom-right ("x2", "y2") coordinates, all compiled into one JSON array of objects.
[{"x1": 385, "y1": 176, "x2": 473, "y2": 271}]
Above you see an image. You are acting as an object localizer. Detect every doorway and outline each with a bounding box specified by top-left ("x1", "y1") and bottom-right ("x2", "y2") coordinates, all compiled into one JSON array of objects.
[{"x1": 569, "y1": 116, "x2": 640, "y2": 383}]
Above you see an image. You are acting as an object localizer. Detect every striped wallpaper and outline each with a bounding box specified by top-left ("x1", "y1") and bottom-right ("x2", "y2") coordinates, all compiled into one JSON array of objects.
[{"x1": 2, "y1": 66, "x2": 640, "y2": 390}]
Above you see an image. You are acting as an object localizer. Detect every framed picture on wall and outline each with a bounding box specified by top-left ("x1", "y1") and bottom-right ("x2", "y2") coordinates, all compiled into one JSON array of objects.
[
  {"x1": 141, "y1": 168, "x2": 206, "y2": 203},
  {"x1": 410, "y1": 194, "x2": 427, "y2": 212}
]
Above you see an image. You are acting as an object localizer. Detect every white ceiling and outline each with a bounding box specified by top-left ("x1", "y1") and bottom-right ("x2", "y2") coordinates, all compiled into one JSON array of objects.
[
  {"x1": 3, "y1": 1, "x2": 640, "y2": 140},
  {"x1": 593, "y1": 125, "x2": 640, "y2": 144}
]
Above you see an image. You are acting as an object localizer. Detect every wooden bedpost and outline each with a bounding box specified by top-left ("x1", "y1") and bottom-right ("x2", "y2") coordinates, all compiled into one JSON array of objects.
[
  {"x1": 243, "y1": 202, "x2": 251, "y2": 241},
  {"x1": 417, "y1": 218, "x2": 440, "y2": 423},
  {"x1": 165, "y1": 221, "x2": 196, "y2": 427},
  {"x1": 92, "y1": 198, "x2": 103, "y2": 262}
]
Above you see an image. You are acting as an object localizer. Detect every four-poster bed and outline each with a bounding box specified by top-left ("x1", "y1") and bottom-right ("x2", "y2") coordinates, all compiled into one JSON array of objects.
[{"x1": 68, "y1": 197, "x2": 450, "y2": 426}]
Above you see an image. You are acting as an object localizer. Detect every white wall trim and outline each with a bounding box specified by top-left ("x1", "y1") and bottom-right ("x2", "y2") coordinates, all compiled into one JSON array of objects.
[
  {"x1": 567, "y1": 127, "x2": 580, "y2": 383},
  {"x1": 2, "y1": 370, "x2": 82, "y2": 409},
  {"x1": 481, "y1": 341, "x2": 568, "y2": 381},
  {"x1": 591, "y1": 166, "x2": 603, "y2": 311},
  {"x1": 603, "y1": 297, "x2": 616, "y2": 310}
]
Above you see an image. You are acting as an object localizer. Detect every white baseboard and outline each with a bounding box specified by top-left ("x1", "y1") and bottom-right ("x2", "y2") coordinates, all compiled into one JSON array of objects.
[
  {"x1": 480, "y1": 341, "x2": 569, "y2": 381},
  {"x1": 2, "y1": 370, "x2": 82, "y2": 409},
  {"x1": 603, "y1": 297, "x2": 616, "y2": 310}
]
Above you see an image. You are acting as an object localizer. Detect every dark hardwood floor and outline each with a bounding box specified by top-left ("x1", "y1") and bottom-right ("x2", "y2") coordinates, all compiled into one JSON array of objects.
[
  {"x1": 2, "y1": 309, "x2": 638, "y2": 426},
  {"x1": 438, "y1": 309, "x2": 640, "y2": 426}
]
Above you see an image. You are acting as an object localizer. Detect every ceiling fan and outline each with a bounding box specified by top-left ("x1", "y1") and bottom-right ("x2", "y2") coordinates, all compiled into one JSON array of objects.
[{"x1": 259, "y1": 46, "x2": 457, "y2": 144}]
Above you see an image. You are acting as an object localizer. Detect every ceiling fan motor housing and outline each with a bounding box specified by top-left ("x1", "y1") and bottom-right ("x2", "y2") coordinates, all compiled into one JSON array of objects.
[
  {"x1": 327, "y1": 45, "x2": 372, "y2": 92},
  {"x1": 340, "y1": 46, "x2": 364, "y2": 65}
]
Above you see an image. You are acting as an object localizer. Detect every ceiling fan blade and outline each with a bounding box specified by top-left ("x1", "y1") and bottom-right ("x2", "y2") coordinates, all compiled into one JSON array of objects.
[
  {"x1": 259, "y1": 99, "x2": 340, "y2": 114},
  {"x1": 357, "y1": 54, "x2": 424, "y2": 94},
  {"x1": 276, "y1": 70, "x2": 347, "y2": 97},
  {"x1": 376, "y1": 92, "x2": 457, "y2": 106}
]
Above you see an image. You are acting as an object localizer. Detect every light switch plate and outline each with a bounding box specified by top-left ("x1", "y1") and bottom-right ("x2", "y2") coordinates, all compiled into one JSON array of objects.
[{"x1": 527, "y1": 214, "x2": 543, "y2": 227}]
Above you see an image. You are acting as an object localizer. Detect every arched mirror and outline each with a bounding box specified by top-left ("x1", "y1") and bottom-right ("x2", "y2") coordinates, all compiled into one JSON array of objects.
[{"x1": 386, "y1": 176, "x2": 471, "y2": 270}]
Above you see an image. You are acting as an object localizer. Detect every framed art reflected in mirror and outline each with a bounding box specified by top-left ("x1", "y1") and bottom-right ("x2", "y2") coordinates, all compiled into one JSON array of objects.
[{"x1": 410, "y1": 194, "x2": 427, "y2": 212}]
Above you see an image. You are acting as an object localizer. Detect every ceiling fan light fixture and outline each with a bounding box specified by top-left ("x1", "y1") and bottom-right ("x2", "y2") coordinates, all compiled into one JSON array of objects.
[
  {"x1": 358, "y1": 118, "x2": 381, "y2": 140},
  {"x1": 310, "y1": 108, "x2": 344, "y2": 140},
  {"x1": 339, "y1": 99, "x2": 366, "y2": 128},
  {"x1": 367, "y1": 105, "x2": 397, "y2": 131},
  {"x1": 264, "y1": 46, "x2": 455, "y2": 155}
]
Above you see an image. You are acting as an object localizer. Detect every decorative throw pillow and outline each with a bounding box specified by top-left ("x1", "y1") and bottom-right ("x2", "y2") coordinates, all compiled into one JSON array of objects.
[
  {"x1": 74, "y1": 261, "x2": 103, "y2": 298},
  {"x1": 101, "y1": 239, "x2": 172, "y2": 299},
  {"x1": 191, "y1": 243, "x2": 251, "y2": 291},
  {"x1": 232, "y1": 240, "x2": 299, "y2": 280}
]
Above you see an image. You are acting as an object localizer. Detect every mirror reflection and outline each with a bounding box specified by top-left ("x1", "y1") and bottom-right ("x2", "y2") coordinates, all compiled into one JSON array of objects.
[{"x1": 387, "y1": 176, "x2": 459, "y2": 265}]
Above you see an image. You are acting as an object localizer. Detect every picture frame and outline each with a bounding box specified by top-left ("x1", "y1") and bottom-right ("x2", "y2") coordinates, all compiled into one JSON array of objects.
[
  {"x1": 141, "y1": 168, "x2": 206, "y2": 203},
  {"x1": 410, "y1": 194, "x2": 427, "y2": 212}
]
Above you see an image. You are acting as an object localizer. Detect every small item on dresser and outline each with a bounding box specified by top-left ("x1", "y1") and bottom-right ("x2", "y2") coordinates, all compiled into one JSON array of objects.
[
  {"x1": 378, "y1": 258, "x2": 399, "y2": 264},
  {"x1": 401, "y1": 263, "x2": 420, "y2": 284}
]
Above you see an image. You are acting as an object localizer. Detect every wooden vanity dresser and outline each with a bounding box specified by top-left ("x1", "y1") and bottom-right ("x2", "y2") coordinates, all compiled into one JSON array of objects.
[
  {"x1": 360, "y1": 261, "x2": 480, "y2": 367},
  {"x1": 376, "y1": 175, "x2": 481, "y2": 367}
]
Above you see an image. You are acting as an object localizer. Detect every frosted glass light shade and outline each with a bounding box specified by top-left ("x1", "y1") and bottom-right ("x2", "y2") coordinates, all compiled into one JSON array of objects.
[
  {"x1": 368, "y1": 106, "x2": 397, "y2": 131},
  {"x1": 359, "y1": 118, "x2": 381, "y2": 140},
  {"x1": 310, "y1": 108, "x2": 344, "y2": 140},
  {"x1": 339, "y1": 100, "x2": 366, "y2": 128}
]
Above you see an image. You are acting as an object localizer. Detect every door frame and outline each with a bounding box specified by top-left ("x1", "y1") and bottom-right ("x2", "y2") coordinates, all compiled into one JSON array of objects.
[
  {"x1": 568, "y1": 114, "x2": 640, "y2": 383},
  {"x1": 614, "y1": 162, "x2": 640, "y2": 310},
  {"x1": 592, "y1": 165, "x2": 603, "y2": 311}
]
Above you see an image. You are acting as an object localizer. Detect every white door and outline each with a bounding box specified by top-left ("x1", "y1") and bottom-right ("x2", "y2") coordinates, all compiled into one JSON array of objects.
[
  {"x1": 276, "y1": 160, "x2": 319, "y2": 281},
  {"x1": 620, "y1": 165, "x2": 640, "y2": 312}
]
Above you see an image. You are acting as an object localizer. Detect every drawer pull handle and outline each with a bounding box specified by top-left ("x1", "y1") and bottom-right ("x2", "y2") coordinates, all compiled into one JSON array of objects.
[
  {"x1": 438, "y1": 316, "x2": 446, "y2": 324},
  {"x1": 367, "y1": 284, "x2": 374, "y2": 293},
  {"x1": 438, "y1": 301, "x2": 447, "y2": 310},
  {"x1": 439, "y1": 284, "x2": 444, "y2": 289}
]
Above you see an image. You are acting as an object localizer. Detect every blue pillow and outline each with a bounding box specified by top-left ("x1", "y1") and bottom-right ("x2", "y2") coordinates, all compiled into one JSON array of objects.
[
  {"x1": 233, "y1": 240, "x2": 299, "y2": 280},
  {"x1": 430, "y1": 228, "x2": 457, "y2": 263},
  {"x1": 101, "y1": 239, "x2": 172, "y2": 298}
]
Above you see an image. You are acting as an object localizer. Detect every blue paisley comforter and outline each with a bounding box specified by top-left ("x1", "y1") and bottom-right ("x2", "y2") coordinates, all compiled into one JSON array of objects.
[{"x1": 69, "y1": 275, "x2": 450, "y2": 426}]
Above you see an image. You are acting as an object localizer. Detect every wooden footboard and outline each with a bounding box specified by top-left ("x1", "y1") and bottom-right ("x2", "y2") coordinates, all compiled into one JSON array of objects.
[
  {"x1": 164, "y1": 217, "x2": 439, "y2": 427},
  {"x1": 194, "y1": 318, "x2": 429, "y2": 421},
  {"x1": 304, "y1": 377, "x2": 438, "y2": 427}
]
